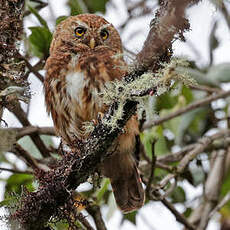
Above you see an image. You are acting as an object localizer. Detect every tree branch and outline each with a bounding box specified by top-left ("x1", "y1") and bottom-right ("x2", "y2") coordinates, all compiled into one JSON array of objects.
[
  {"x1": 7, "y1": 126, "x2": 55, "y2": 140},
  {"x1": 86, "y1": 205, "x2": 107, "y2": 230},
  {"x1": 0, "y1": 167, "x2": 33, "y2": 175},
  {"x1": 155, "y1": 129, "x2": 230, "y2": 191},
  {"x1": 160, "y1": 197, "x2": 196, "y2": 230},
  {"x1": 11, "y1": 143, "x2": 41, "y2": 170},
  {"x1": 143, "y1": 89, "x2": 230, "y2": 130},
  {"x1": 197, "y1": 150, "x2": 226, "y2": 230}
]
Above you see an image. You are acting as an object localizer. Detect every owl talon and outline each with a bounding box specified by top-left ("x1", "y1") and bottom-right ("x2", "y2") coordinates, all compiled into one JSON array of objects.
[
  {"x1": 92, "y1": 119, "x2": 97, "y2": 126},
  {"x1": 149, "y1": 89, "x2": 155, "y2": 96}
]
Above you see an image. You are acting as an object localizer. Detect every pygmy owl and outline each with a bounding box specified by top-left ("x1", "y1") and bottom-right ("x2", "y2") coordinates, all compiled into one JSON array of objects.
[{"x1": 44, "y1": 14, "x2": 144, "y2": 213}]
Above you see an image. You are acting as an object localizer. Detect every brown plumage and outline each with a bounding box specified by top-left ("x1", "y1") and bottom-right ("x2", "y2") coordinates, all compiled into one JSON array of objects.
[{"x1": 44, "y1": 14, "x2": 144, "y2": 213}]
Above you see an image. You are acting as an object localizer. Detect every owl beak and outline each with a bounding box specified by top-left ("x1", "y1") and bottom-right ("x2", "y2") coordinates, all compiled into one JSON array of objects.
[{"x1": 89, "y1": 38, "x2": 95, "y2": 49}]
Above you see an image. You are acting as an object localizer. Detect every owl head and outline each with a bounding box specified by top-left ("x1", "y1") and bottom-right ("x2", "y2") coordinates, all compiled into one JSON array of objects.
[{"x1": 50, "y1": 14, "x2": 122, "y2": 55}]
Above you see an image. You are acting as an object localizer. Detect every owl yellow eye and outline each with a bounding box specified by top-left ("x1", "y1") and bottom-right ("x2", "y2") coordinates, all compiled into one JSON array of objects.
[
  {"x1": 75, "y1": 27, "x2": 86, "y2": 37},
  {"x1": 100, "y1": 29, "x2": 109, "y2": 40}
]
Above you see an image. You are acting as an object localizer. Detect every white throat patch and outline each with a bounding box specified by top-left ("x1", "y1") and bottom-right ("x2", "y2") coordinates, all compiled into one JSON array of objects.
[{"x1": 66, "y1": 71, "x2": 89, "y2": 106}]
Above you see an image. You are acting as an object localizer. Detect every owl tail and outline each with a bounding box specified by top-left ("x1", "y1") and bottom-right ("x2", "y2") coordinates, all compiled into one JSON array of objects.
[{"x1": 110, "y1": 164, "x2": 145, "y2": 213}]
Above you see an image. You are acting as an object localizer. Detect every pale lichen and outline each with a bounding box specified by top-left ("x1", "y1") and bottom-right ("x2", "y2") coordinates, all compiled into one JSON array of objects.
[{"x1": 85, "y1": 58, "x2": 196, "y2": 133}]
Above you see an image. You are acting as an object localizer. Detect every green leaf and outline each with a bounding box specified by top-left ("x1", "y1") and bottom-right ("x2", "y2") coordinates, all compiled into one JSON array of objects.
[
  {"x1": 207, "y1": 63, "x2": 230, "y2": 83},
  {"x1": 56, "y1": 16, "x2": 68, "y2": 25},
  {"x1": 221, "y1": 169, "x2": 230, "y2": 198},
  {"x1": 183, "y1": 207, "x2": 192, "y2": 218},
  {"x1": 141, "y1": 126, "x2": 169, "y2": 159},
  {"x1": 188, "y1": 107, "x2": 208, "y2": 138},
  {"x1": 162, "y1": 94, "x2": 208, "y2": 145},
  {"x1": 170, "y1": 186, "x2": 186, "y2": 203},
  {"x1": 5, "y1": 174, "x2": 34, "y2": 195},
  {"x1": 163, "y1": 96, "x2": 186, "y2": 144},
  {"x1": 18, "y1": 136, "x2": 41, "y2": 158},
  {"x1": 0, "y1": 196, "x2": 18, "y2": 207},
  {"x1": 48, "y1": 220, "x2": 69, "y2": 230},
  {"x1": 154, "y1": 168, "x2": 168, "y2": 181},
  {"x1": 154, "y1": 126, "x2": 169, "y2": 156},
  {"x1": 67, "y1": 0, "x2": 86, "y2": 15},
  {"x1": 181, "y1": 85, "x2": 193, "y2": 104},
  {"x1": 175, "y1": 108, "x2": 205, "y2": 145},
  {"x1": 156, "y1": 92, "x2": 178, "y2": 110},
  {"x1": 106, "y1": 193, "x2": 116, "y2": 220},
  {"x1": 96, "y1": 178, "x2": 110, "y2": 203},
  {"x1": 122, "y1": 211, "x2": 137, "y2": 225},
  {"x1": 28, "y1": 26, "x2": 52, "y2": 58},
  {"x1": 83, "y1": 0, "x2": 109, "y2": 13},
  {"x1": 140, "y1": 131, "x2": 154, "y2": 159},
  {"x1": 28, "y1": 5, "x2": 49, "y2": 29}
]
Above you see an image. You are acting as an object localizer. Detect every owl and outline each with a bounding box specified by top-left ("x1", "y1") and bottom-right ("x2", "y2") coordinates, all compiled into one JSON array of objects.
[{"x1": 44, "y1": 14, "x2": 144, "y2": 213}]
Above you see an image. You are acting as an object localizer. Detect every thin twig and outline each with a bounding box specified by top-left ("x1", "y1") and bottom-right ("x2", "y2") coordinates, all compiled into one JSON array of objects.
[
  {"x1": 160, "y1": 197, "x2": 196, "y2": 230},
  {"x1": 189, "y1": 85, "x2": 221, "y2": 93},
  {"x1": 77, "y1": 213, "x2": 95, "y2": 230},
  {"x1": 157, "y1": 129, "x2": 230, "y2": 191},
  {"x1": 11, "y1": 143, "x2": 41, "y2": 170},
  {"x1": 177, "y1": 130, "x2": 230, "y2": 173},
  {"x1": 0, "y1": 167, "x2": 33, "y2": 174},
  {"x1": 7, "y1": 126, "x2": 55, "y2": 140},
  {"x1": 146, "y1": 142, "x2": 156, "y2": 196},
  {"x1": 24, "y1": 59, "x2": 45, "y2": 80},
  {"x1": 17, "y1": 53, "x2": 44, "y2": 82},
  {"x1": 143, "y1": 89, "x2": 230, "y2": 130},
  {"x1": 157, "y1": 144, "x2": 196, "y2": 163},
  {"x1": 86, "y1": 205, "x2": 106, "y2": 230},
  {"x1": 155, "y1": 162, "x2": 174, "y2": 172}
]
